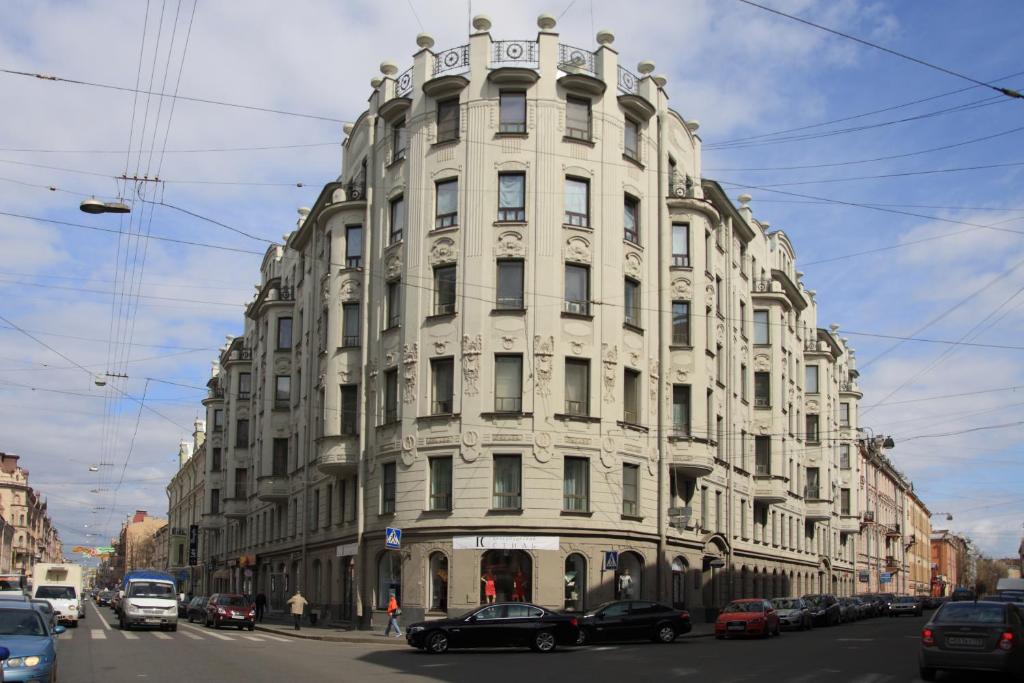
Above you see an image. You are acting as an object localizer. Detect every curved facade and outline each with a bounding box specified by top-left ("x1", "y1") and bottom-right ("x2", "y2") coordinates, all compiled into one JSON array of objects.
[{"x1": 199, "y1": 15, "x2": 872, "y2": 626}]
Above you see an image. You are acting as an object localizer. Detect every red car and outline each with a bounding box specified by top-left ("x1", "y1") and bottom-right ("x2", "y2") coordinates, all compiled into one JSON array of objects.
[
  {"x1": 205, "y1": 594, "x2": 255, "y2": 631},
  {"x1": 715, "y1": 599, "x2": 781, "y2": 639}
]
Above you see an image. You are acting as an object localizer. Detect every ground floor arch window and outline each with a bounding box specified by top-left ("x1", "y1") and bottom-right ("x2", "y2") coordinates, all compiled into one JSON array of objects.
[
  {"x1": 377, "y1": 552, "x2": 402, "y2": 609},
  {"x1": 429, "y1": 552, "x2": 449, "y2": 612},
  {"x1": 615, "y1": 551, "x2": 643, "y2": 600},
  {"x1": 671, "y1": 556, "x2": 688, "y2": 608},
  {"x1": 480, "y1": 549, "x2": 532, "y2": 604},
  {"x1": 564, "y1": 553, "x2": 587, "y2": 611}
]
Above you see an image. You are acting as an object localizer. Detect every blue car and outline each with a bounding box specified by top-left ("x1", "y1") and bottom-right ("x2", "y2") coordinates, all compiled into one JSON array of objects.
[{"x1": 0, "y1": 603, "x2": 64, "y2": 682}]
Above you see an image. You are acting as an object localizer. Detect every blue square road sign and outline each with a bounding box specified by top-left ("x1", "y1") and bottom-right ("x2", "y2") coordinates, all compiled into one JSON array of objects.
[{"x1": 385, "y1": 527, "x2": 402, "y2": 550}]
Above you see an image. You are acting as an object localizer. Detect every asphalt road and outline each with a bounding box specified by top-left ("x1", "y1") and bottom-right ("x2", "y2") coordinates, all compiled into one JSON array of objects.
[{"x1": 59, "y1": 603, "x2": 1008, "y2": 683}]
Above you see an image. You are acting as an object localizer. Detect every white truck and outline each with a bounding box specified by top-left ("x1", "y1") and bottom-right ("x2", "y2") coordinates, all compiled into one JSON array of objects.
[{"x1": 31, "y1": 563, "x2": 83, "y2": 627}]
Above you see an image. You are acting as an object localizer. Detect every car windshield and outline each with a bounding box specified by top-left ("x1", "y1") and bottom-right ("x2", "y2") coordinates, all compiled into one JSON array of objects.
[
  {"x1": 804, "y1": 596, "x2": 825, "y2": 606},
  {"x1": 218, "y1": 596, "x2": 247, "y2": 606},
  {"x1": 0, "y1": 609, "x2": 45, "y2": 636},
  {"x1": 35, "y1": 586, "x2": 75, "y2": 599},
  {"x1": 723, "y1": 602, "x2": 763, "y2": 613},
  {"x1": 934, "y1": 604, "x2": 1006, "y2": 624},
  {"x1": 128, "y1": 582, "x2": 174, "y2": 598},
  {"x1": 0, "y1": 580, "x2": 22, "y2": 592},
  {"x1": 895, "y1": 597, "x2": 916, "y2": 603},
  {"x1": 772, "y1": 599, "x2": 801, "y2": 609}
]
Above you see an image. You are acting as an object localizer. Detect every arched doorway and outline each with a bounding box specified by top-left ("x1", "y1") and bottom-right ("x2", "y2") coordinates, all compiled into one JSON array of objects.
[
  {"x1": 615, "y1": 551, "x2": 643, "y2": 600},
  {"x1": 480, "y1": 550, "x2": 532, "y2": 603},
  {"x1": 377, "y1": 552, "x2": 402, "y2": 609},
  {"x1": 671, "y1": 556, "x2": 688, "y2": 609},
  {"x1": 564, "y1": 553, "x2": 587, "y2": 612},
  {"x1": 428, "y1": 552, "x2": 449, "y2": 612}
]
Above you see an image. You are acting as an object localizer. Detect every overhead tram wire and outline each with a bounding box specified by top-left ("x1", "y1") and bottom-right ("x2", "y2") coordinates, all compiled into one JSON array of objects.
[
  {"x1": 732, "y1": 0, "x2": 1023, "y2": 101},
  {"x1": 733, "y1": 160, "x2": 1024, "y2": 190},
  {"x1": 0, "y1": 141, "x2": 339, "y2": 155}
]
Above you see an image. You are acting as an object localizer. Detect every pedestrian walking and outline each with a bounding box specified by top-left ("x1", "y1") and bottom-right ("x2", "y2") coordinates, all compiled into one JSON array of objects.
[
  {"x1": 384, "y1": 593, "x2": 402, "y2": 638},
  {"x1": 254, "y1": 592, "x2": 267, "y2": 623},
  {"x1": 286, "y1": 590, "x2": 308, "y2": 630}
]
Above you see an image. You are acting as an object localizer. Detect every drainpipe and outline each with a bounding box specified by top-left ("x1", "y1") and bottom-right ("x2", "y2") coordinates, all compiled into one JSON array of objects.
[{"x1": 655, "y1": 108, "x2": 667, "y2": 603}]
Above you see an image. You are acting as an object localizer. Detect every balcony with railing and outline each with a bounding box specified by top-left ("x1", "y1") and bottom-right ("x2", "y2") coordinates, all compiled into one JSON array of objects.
[
  {"x1": 886, "y1": 523, "x2": 902, "y2": 538},
  {"x1": 804, "y1": 487, "x2": 832, "y2": 521},
  {"x1": 317, "y1": 437, "x2": 359, "y2": 477},
  {"x1": 666, "y1": 439, "x2": 714, "y2": 478},
  {"x1": 200, "y1": 511, "x2": 224, "y2": 529},
  {"x1": 342, "y1": 171, "x2": 366, "y2": 202},
  {"x1": 433, "y1": 44, "x2": 470, "y2": 76},
  {"x1": 838, "y1": 515, "x2": 860, "y2": 534},
  {"x1": 223, "y1": 497, "x2": 248, "y2": 519},
  {"x1": 558, "y1": 44, "x2": 596, "y2": 74},
  {"x1": 256, "y1": 476, "x2": 289, "y2": 502},
  {"x1": 753, "y1": 475, "x2": 788, "y2": 504},
  {"x1": 492, "y1": 40, "x2": 539, "y2": 68}
]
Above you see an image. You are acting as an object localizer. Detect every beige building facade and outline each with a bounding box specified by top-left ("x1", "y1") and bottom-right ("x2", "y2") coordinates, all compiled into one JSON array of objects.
[
  {"x1": 116, "y1": 510, "x2": 167, "y2": 577},
  {"x1": 192, "y1": 15, "x2": 930, "y2": 626},
  {"x1": 166, "y1": 421, "x2": 207, "y2": 595},
  {"x1": 905, "y1": 490, "x2": 932, "y2": 595},
  {"x1": 0, "y1": 453, "x2": 62, "y2": 575}
]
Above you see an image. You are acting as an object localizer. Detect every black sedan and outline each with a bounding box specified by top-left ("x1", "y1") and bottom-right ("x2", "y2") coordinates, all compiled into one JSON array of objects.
[
  {"x1": 890, "y1": 596, "x2": 924, "y2": 617},
  {"x1": 96, "y1": 590, "x2": 113, "y2": 606},
  {"x1": 575, "y1": 600, "x2": 691, "y2": 645},
  {"x1": 919, "y1": 600, "x2": 1024, "y2": 681},
  {"x1": 406, "y1": 603, "x2": 579, "y2": 654},
  {"x1": 185, "y1": 596, "x2": 208, "y2": 624},
  {"x1": 803, "y1": 594, "x2": 841, "y2": 626}
]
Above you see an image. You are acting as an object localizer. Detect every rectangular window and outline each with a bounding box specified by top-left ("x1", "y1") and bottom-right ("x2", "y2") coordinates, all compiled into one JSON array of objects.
[
  {"x1": 326, "y1": 483, "x2": 334, "y2": 525},
  {"x1": 342, "y1": 302, "x2": 360, "y2": 347},
  {"x1": 806, "y1": 365, "x2": 819, "y2": 394},
  {"x1": 345, "y1": 225, "x2": 362, "y2": 268},
  {"x1": 435, "y1": 179, "x2": 459, "y2": 228},
  {"x1": 389, "y1": 195, "x2": 405, "y2": 244},
  {"x1": 274, "y1": 375, "x2": 291, "y2": 408},
  {"x1": 564, "y1": 358, "x2": 590, "y2": 416},
  {"x1": 839, "y1": 444, "x2": 851, "y2": 470},
  {"x1": 715, "y1": 491, "x2": 723, "y2": 533},
  {"x1": 211, "y1": 447, "x2": 222, "y2": 472},
  {"x1": 624, "y1": 118, "x2": 639, "y2": 161},
  {"x1": 499, "y1": 91, "x2": 527, "y2": 133},
  {"x1": 672, "y1": 223, "x2": 690, "y2": 267},
  {"x1": 431, "y1": 358, "x2": 454, "y2": 415},
  {"x1": 392, "y1": 121, "x2": 407, "y2": 160},
  {"x1": 622, "y1": 463, "x2": 639, "y2": 517},
  {"x1": 565, "y1": 97, "x2": 591, "y2": 140},
  {"x1": 671, "y1": 301, "x2": 690, "y2": 345},
  {"x1": 715, "y1": 344, "x2": 724, "y2": 385},
  {"x1": 235, "y1": 419, "x2": 249, "y2": 448},
  {"x1": 740, "y1": 301, "x2": 747, "y2": 338},
  {"x1": 741, "y1": 363, "x2": 748, "y2": 401},
  {"x1": 272, "y1": 438, "x2": 287, "y2": 476},
  {"x1": 429, "y1": 457, "x2": 453, "y2": 511},
  {"x1": 492, "y1": 454, "x2": 522, "y2": 510},
  {"x1": 381, "y1": 462, "x2": 396, "y2": 514},
  {"x1": 672, "y1": 385, "x2": 691, "y2": 436},
  {"x1": 754, "y1": 371, "x2": 770, "y2": 408},
  {"x1": 755, "y1": 436, "x2": 770, "y2": 475},
  {"x1": 495, "y1": 260, "x2": 524, "y2": 309},
  {"x1": 384, "y1": 369, "x2": 399, "y2": 423},
  {"x1": 564, "y1": 177, "x2": 589, "y2": 227},
  {"x1": 623, "y1": 368, "x2": 641, "y2": 424},
  {"x1": 498, "y1": 172, "x2": 526, "y2": 222},
  {"x1": 386, "y1": 280, "x2": 401, "y2": 328},
  {"x1": 564, "y1": 263, "x2": 590, "y2": 315},
  {"x1": 433, "y1": 265, "x2": 457, "y2": 315},
  {"x1": 340, "y1": 384, "x2": 359, "y2": 435},
  {"x1": 624, "y1": 278, "x2": 641, "y2": 327},
  {"x1": 715, "y1": 276, "x2": 723, "y2": 315},
  {"x1": 210, "y1": 489, "x2": 220, "y2": 515},
  {"x1": 436, "y1": 98, "x2": 460, "y2": 142},
  {"x1": 623, "y1": 194, "x2": 640, "y2": 244},
  {"x1": 494, "y1": 355, "x2": 523, "y2": 413},
  {"x1": 806, "y1": 467, "x2": 821, "y2": 499},
  {"x1": 806, "y1": 414, "x2": 819, "y2": 443},
  {"x1": 753, "y1": 309, "x2": 770, "y2": 344},
  {"x1": 238, "y1": 372, "x2": 251, "y2": 400},
  {"x1": 840, "y1": 402, "x2": 850, "y2": 427},
  {"x1": 277, "y1": 317, "x2": 293, "y2": 350},
  {"x1": 563, "y1": 456, "x2": 590, "y2": 512},
  {"x1": 311, "y1": 488, "x2": 320, "y2": 530},
  {"x1": 840, "y1": 488, "x2": 851, "y2": 515},
  {"x1": 213, "y1": 409, "x2": 224, "y2": 432}
]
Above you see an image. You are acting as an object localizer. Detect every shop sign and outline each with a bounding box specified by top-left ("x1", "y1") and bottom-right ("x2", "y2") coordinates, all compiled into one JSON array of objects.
[
  {"x1": 453, "y1": 536, "x2": 560, "y2": 551},
  {"x1": 880, "y1": 572, "x2": 893, "y2": 584},
  {"x1": 385, "y1": 527, "x2": 402, "y2": 550},
  {"x1": 858, "y1": 571, "x2": 870, "y2": 582},
  {"x1": 188, "y1": 525, "x2": 199, "y2": 566},
  {"x1": 336, "y1": 542, "x2": 358, "y2": 557},
  {"x1": 603, "y1": 551, "x2": 619, "y2": 570}
]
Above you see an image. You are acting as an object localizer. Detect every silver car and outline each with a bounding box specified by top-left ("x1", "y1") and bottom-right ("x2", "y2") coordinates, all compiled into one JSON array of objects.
[{"x1": 771, "y1": 598, "x2": 812, "y2": 631}]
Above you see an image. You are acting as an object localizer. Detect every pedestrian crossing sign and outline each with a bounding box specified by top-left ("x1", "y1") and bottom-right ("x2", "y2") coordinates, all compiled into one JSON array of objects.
[
  {"x1": 603, "y1": 551, "x2": 619, "y2": 571},
  {"x1": 385, "y1": 527, "x2": 402, "y2": 549}
]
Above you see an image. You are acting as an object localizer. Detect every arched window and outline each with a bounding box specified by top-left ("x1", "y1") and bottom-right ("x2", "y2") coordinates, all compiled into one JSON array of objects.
[
  {"x1": 615, "y1": 551, "x2": 644, "y2": 600},
  {"x1": 671, "y1": 556, "x2": 688, "y2": 608},
  {"x1": 429, "y1": 552, "x2": 449, "y2": 612},
  {"x1": 480, "y1": 550, "x2": 532, "y2": 604},
  {"x1": 377, "y1": 552, "x2": 402, "y2": 609},
  {"x1": 564, "y1": 553, "x2": 587, "y2": 612}
]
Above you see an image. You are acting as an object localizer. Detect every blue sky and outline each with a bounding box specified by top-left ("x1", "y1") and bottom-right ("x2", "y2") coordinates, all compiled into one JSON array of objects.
[{"x1": 0, "y1": 0, "x2": 1021, "y2": 559}]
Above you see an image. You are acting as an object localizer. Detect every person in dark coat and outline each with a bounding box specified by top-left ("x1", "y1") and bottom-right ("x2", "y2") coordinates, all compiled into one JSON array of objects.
[{"x1": 254, "y1": 592, "x2": 268, "y2": 623}]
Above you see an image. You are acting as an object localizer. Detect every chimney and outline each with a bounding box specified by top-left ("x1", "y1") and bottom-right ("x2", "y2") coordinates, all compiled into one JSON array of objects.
[
  {"x1": 132, "y1": 510, "x2": 147, "y2": 524},
  {"x1": 178, "y1": 440, "x2": 191, "y2": 469},
  {"x1": 193, "y1": 418, "x2": 206, "y2": 450}
]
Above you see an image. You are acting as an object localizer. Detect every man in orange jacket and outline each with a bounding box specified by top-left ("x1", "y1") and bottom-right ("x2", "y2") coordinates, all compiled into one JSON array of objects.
[{"x1": 384, "y1": 593, "x2": 402, "y2": 637}]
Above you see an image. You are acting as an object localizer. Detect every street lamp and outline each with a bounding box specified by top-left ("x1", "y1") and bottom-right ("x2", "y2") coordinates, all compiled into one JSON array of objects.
[{"x1": 79, "y1": 198, "x2": 131, "y2": 214}]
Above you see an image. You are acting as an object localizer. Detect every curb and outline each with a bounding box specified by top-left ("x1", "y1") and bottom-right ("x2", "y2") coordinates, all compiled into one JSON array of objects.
[{"x1": 254, "y1": 625, "x2": 407, "y2": 646}]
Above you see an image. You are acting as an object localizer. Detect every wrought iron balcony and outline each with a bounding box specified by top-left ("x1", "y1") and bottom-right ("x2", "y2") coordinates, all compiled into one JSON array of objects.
[
  {"x1": 492, "y1": 40, "x2": 538, "y2": 68},
  {"x1": 617, "y1": 65, "x2": 639, "y2": 95},
  {"x1": 752, "y1": 279, "x2": 773, "y2": 293},
  {"x1": 558, "y1": 44, "x2": 595, "y2": 74},
  {"x1": 395, "y1": 67, "x2": 414, "y2": 97},
  {"x1": 343, "y1": 173, "x2": 366, "y2": 202},
  {"x1": 433, "y1": 44, "x2": 470, "y2": 76},
  {"x1": 668, "y1": 171, "x2": 694, "y2": 198}
]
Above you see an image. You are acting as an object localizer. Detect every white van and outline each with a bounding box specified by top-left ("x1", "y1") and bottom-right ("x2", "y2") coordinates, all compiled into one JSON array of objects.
[
  {"x1": 119, "y1": 571, "x2": 178, "y2": 631},
  {"x1": 31, "y1": 563, "x2": 83, "y2": 627}
]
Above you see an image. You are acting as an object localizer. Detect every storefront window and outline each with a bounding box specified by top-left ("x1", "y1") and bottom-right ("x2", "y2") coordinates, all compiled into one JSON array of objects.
[
  {"x1": 377, "y1": 552, "x2": 402, "y2": 609},
  {"x1": 480, "y1": 550, "x2": 532, "y2": 604},
  {"x1": 429, "y1": 552, "x2": 449, "y2": 612},
  {"x1": 564, "y1": 554, "x2": 586, "y2": 612},
  {"x1": 615, "y1": 551, "x2": 643, "y2": 600}
]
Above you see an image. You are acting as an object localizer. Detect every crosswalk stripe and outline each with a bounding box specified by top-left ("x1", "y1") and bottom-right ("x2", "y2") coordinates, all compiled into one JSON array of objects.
[
  {"x1": 199, "y1": 630, "x2": 235, "y2": 641},
  {"x1": 182, "y1": 631, "x2": 202, "y2": 640},
  {"x1": 121, "y1": 632, "x2": 139, "y2": 640},
  {"x1": 258, "y1": 634, "x2": 289, "y2": 643},
  {"x1": 243, "y1": 635, "x2": 265, "y2": 641},
  {"x1": 91, "y1": 629, "x2": 106, "y2": 640},
  {"x1": 152, "y1": 632, "x2": 172, "y2": 640}
]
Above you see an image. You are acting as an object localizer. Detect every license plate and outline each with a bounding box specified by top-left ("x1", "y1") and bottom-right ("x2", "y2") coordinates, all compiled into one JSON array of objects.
[
  {"x1": 145, "y1": 618, "x2": 161, "y2": 624},
  {"x1": 728, "y1": 623, "x2": 745, "y2": 631},
  {"x1": 947, "y1": 636, "x2": 983, "y2": 648},
  {"x1": 232, "y1": 615, "x2": 244, "y2": 619}
]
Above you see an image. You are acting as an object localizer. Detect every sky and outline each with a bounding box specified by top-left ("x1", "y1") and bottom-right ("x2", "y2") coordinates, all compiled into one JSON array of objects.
[{"x1": 0, "y1": 0, "x2": 1022, "y2": 560}]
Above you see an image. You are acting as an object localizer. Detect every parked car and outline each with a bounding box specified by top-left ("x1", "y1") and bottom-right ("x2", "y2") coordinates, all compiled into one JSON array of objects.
[
  {"x1": 837, "y1": 597, "x2": 858, "y2": 623},
  {"x1": 27, "y1": 601, "x2": 56, "y2": 633},
  {"x1": 204, "y1": 594, "x2": 255, "y2": 630},
  {"x1": 919, "y1": 600, "x2": 1024, "y2": 681},
  {"x1": 891, "y1": 596, "x2": 924, "y2": 617},
  {"x1": 185, "y1": 596, "x2": 208, "y2": 624},
  {"x1": 96, "y1": 590, "x2": 113, "y2": 607},
  {"x1": 771, "y1": 598, "x2": 812, "y2": 631},
  {"x1": 714, "y1": 599, "x2": 781, "y2": 639},
  {"x1": 574, "y1": 600, "x2": 690, "y2": 645},
  {"x1": 852, "y1": 597, "x2": 873, "y2": 619},
  {"x1": 406, "y1": 602, "x2": 579, "y2": 654},
  {"x1": 803, "y1": 594, "x2": 841, "y2": 627},
  {"x1": 0, "y1": 602, "x2": 66, "y2": 683},
  {"x1": 951, "y1": 587, "x2": 976, "y2": 602},
  {"x1": 877, "y1": 593, "x2": 897, "y2": 615}
]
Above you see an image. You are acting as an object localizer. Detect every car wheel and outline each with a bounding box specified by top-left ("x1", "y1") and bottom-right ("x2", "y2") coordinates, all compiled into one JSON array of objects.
[
  {"x1": 919, "y1": 666, "x2": 936, "y2": 682},
  {"x1": 531, "y1": 630, "x2": 557, "y2": 653},
  {"x1": 575, "y1": 628, "x2": 589, "y2": 646},
  {"x1": 654, "y1": 624, "x2": 676, "y2": 643},
  {"x1": 425, "y1": 631, "x2": 448, "y2": 654}
]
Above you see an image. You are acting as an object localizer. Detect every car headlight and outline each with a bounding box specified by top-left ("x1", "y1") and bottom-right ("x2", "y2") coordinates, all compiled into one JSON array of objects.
[
  {"x1": 127, "y1": 604, "x2": 141, "y2": 614},
  {"x1": 408, "y1": 626, "x2": 424, "y2": 633},
  {"x1": 166, "y1": 606, "x2": 178, "y2": 615},
  {"x1": 6, "y1": 658, "x2": 23, "y2": 667},
  {"x1": 23, "y1": 656, "x2": 40, "y2": 667}
]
